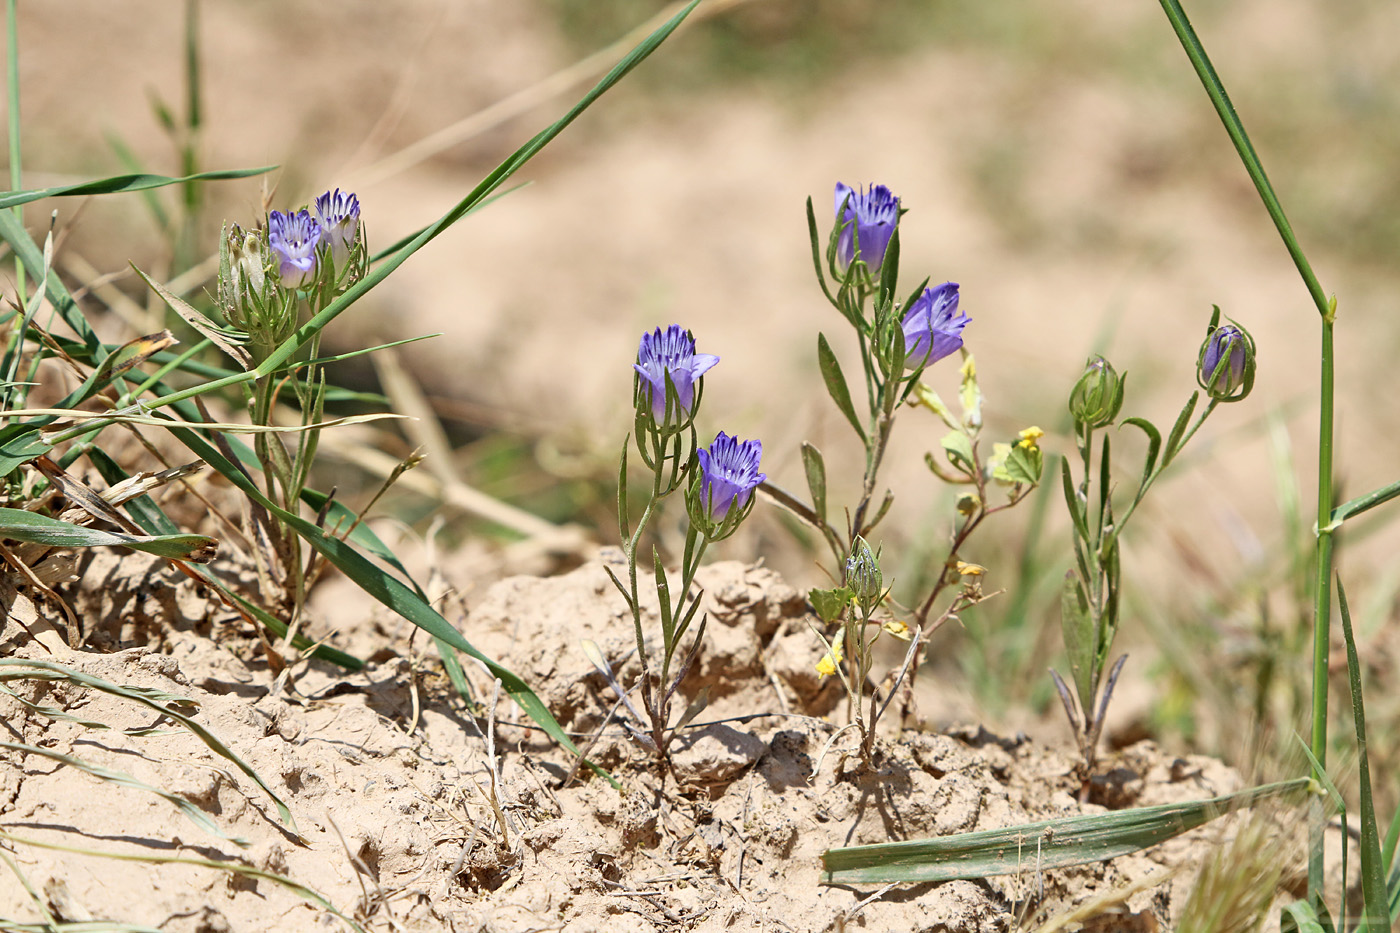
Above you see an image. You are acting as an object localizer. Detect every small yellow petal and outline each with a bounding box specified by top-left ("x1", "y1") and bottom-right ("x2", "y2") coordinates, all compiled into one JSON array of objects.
[
  {"x1": 881, "y1": 619, "x2": 913, "y2": 641},
  {"x1": 1017, "y1": 425, "x2": 1045, "y2": 449}
]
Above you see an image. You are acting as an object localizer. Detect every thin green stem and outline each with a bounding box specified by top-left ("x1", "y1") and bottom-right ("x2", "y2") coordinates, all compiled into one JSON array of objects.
[
  {"x1": 1154, "y1": 0, "x2": 1336, "y2": 902},
  {"x1": 6, "y1": 0, "x2": 22, "y2": 305}
]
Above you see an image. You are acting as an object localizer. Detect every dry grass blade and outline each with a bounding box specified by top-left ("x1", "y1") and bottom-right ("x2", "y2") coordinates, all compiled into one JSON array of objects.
[
  {"x1": 820, "y1": 777, "x2": 1308, "y2": 884},
  {"x1": 0, "y1": 829, "x2": 365, "y2": 933},
  {"x1": 0, "y1": 741, "x2": 248, "y2": 846},
  {"x1": 0, "y1": 659, "x2": 298, "y2": 834}
]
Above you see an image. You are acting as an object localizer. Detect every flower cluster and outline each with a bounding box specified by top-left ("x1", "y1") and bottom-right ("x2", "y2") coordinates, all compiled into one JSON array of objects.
[
  {"x1": 218, "y1": 188, "x2": 366, "y2": 360},
  {"x1": 629, "y1": 324, "x2": 765, "y2": 543}
]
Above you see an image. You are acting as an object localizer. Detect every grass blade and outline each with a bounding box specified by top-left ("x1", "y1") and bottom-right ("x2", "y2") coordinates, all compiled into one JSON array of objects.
[
  {"x1": 820, "y1": 778, "x2": 1307, "y2": 884},
  {"x1": 0, "y1": 741, "x2": 246, "y2": 846},
  {"x1": 0, "y1": 507, "x2": 215, "y2": 561},
  {"x1": 0, "y1": 659, "x2": 297, "y2": 833},
  {"x1": 1338, "y1": 580, "x2": 1388, "y2": 927},
  {"x1": 0, "y1": 166, "x2": 274, "y2": 211}
]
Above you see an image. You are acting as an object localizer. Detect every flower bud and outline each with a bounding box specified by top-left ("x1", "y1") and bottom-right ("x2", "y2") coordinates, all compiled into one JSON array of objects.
[
  {"x1": 845, "y1": 536, "x2": 883, "y2": 614},
  {"x1": 1197, "y1": 320, "x2": 1254, "y2": 401},
  {"x1": 1068, "y1": 356, "x2": 1124, "y2": 428}
]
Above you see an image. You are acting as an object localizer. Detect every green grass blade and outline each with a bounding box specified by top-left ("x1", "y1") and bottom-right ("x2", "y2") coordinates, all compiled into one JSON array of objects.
[
  {"x1": 0, "y1": 659, "x2": 297, "y2": 833},
  {"x1": 43, "y1": 0, "x2": 703, "y2": 449},
  {"x1": 1338, "y1": 580, "x2": 1389, "y2": 926},
  {"x1": 0, "y1": 507, "x2": 215, "y2": 561},
  {"x1": 0, "y1": 166, "x2": 273, "y2": 211},
  {"x1": 165, "y1": 421, "x2": 596, "y2": 775},
  {"x1": 0, "y1": 741, "x2": 246, "y2": 846},
  {"x1": 820, "y1": 778, "x2": 1307, "y2": 884},
  {"x1": 82, "y1": 447, "x2": 364, "y2": 671}
]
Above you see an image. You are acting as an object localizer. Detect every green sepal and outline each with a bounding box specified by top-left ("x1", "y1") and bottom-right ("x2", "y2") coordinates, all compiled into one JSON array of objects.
[
  {"x1": 1001, "y1": 443, "x2": 1043, "y2": 486},
  {"x1": 941, "y1": 430, "x2": 976, "y2": 478},
  {"x1": 878, "y1": 228, "x2": 900, "y2": 309},
  {"x1": 810, "y1": 586, "x2": 853, "y2": 624},
  {"x1": 817, "y1": 333, "x2": 866, "y2": 443}
]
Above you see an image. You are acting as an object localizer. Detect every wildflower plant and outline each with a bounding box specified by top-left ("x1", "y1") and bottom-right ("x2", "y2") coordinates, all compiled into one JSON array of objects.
[
  {"x1": 768, "y1": 183, "x2": 1044, "y2": 767},
  {"x1": 1051, "y1": 306, "x2": 1257, "y2": 795},
  {"x1": 609, "y1": 325, "x2": 762, "y2": 769},
  {"x1": 211, "y1": 191, "x2": 370, "y2": 630}
]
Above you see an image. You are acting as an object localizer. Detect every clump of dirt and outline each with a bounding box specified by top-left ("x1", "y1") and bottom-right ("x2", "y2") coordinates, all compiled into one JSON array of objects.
[{"x1": 0, "y1": 554, "x2": 1296, "y2": 931}]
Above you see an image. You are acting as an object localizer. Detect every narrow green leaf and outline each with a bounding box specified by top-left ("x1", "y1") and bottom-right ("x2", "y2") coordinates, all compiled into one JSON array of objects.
[
  {"x1": 801, "y1": 442, "x2": 827, "y2": 525},
  {"x1": 1121, "y1": 416, "x2": 1161, "y2": 490},
  {"x1": 165, "y1": 423, "x2": 592, "y2": 772},
  {"x1": 1164, "y1": 390, "x2": 1199, "y2": 465},
  {"x1": 1339, "y1": 580, "x2": 1389, "y2": 927},
  {"x1": 805, "y1": 196, "x2": 836, "y2": 306},
  {"x1": 820, "y1": 778, "x2": 1307, "y2": 884},
  {"x1": 0, "y1": 422, "x2": 51, "y2": 478},
  {"x1": 1060, "y1": 571, "x2": 1095, "y2": 715},
  {"x1": 83, "y1": 447, "x2": 363, "y2": 671},
  {"x1": 1280, "y1": 900, "x2": 1334, "y2": 933},
  {"x1": 0, "y1": 166, "x2": 275, "y2": 211},
  {"x1": 1331, "y1": 478, "x2": 1400, "y2": 528},
  {"x1": 1060, "y1": 458, "x2": 1090, "y2": 543},
  {"x1": 0, "y1": 507, "x2": 215, "y2": 561},
  {"x1": 817, "y1": 332, "x2": 866, "y2": 443}
]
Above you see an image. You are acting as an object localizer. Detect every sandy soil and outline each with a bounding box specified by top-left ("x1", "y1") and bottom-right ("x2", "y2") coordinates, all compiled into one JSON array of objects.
[{"x1": 0, "y1": 551, "x2": 1294, "y2": 931}]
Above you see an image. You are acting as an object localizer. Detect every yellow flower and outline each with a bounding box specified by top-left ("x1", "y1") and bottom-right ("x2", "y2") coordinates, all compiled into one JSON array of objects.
[
  {"x1": 815, "y1": 638, "x2": 844, "y2": 677},
  {"x1": 881, "y1": 619, "x2": 913, "y2": 641},
  {"x1": 955, "y1": 561, "x2": 986, "y2": 577},
  {"x1": 1017, "y1": 425, "x2": 1045, "y2": 449}
]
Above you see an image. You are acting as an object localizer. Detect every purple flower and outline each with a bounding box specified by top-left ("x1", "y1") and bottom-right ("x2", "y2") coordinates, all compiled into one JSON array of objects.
[
  {"x1": 901, "y1": 282, "x2": 970, "y2": 369},
  {"x1": 695, "y1": 432, "x2": 765, "y2": 522},
  {"x1": 834, "y1": 182, "x2": 900, "y2": 274},
  {"x1": 634, "y1": 325, "x2": 720, "y2": 424},
  {"x1": 268, "y1": 209, "x2": 321, "y2": 289},
  {"x1": 314, "y1": 188, "x2": 361, "y2": 264},
  {"x1": 1198, "y1": 323, "x2": 1247, "y2": 397}
]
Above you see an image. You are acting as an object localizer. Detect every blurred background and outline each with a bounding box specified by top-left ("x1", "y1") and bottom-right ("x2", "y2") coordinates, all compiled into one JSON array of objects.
[{"x1": 8, "y1": 0, "x2": 1400, "y2": 802}]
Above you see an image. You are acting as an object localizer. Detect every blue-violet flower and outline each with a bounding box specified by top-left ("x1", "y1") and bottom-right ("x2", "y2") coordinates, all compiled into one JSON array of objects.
[
  {"x1": 834, "y1": 182, "x2": 900, "y2": 274},
  {"x1": 696, "y1": 432, "x2": 766, "y2": 521},
  {"x1": 314, "y1": 188, "x2": 361, "y2": 264},
  {"x1": 634, "y1": 325, "x2": 719, "y2": 425},
  {"x1": 901, "y1": 282, "x2": 970, "y2": 369},
  {"x1": 268, "y1": 209, "x2": 321, "y2": 290}
]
